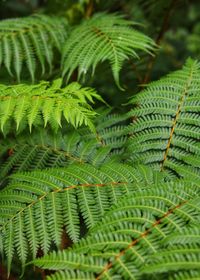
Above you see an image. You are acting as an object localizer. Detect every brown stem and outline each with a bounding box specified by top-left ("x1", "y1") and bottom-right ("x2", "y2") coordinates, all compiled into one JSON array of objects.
[
  {"x1": 96, "y1": 199, "x2": 187, "y2": 279},
  {"x1": 142, "y1": 0, "x2": 179, "y2": 84},
  {"x1": 85, "y1": 0, "x2": 94, "y2": 18},
  {"x1": 0, "y1": 264, "x2": 16, "y2": 280}
]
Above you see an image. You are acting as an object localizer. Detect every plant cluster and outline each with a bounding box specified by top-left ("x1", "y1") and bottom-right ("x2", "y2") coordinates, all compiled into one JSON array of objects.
[{"x1": 0, "y1": 0, "x2": 199, "y2": 279}]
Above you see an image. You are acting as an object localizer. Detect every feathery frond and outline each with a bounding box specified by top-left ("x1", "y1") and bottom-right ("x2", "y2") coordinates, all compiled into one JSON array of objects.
[
  {"x1": 0, "y1": 79, "x2": 101, "y2": 134},
  {"x1": 0, "y1": 112, "x2": 129, "y2": 181},
  {"x1": 127, "y1": 58, "x2": 200, "y2": 175},
  {"x1": 61, "y1": 13, "x2": 155, "y2": 89},
  {"x1": 0, "y1": 15, "x2": 68, "y2": 81},
  {"x1": 32, "y1": 182, "x2": 200, "y2": 279},
  {"x1": 0, "y1": 163, "x2": 166, "y2": 273}
]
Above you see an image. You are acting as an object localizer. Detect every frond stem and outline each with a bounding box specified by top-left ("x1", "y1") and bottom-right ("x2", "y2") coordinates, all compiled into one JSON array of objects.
[{"x1": 96, "y1": 199, "x2": 187, "y2": 279}]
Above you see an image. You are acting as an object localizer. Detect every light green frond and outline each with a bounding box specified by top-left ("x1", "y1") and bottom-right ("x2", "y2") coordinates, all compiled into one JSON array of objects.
[
  {"x1": 0, "y1": 15, "x2": 68, "y2": 81},
  {"x1": 0, "y1": 80, "x2": 100, "y2": 133}
]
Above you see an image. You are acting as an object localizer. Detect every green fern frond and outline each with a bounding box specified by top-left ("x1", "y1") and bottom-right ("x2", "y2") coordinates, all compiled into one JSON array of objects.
[
  {"x1": 0, "y1": 112, "x2": 129, "y2": 181},
  {"x1": 61, "y1": 13, "x2": 155, "y2": 89},
  {"x1": 127, "y1": 58, "x2": 200, "y2": 175},
  {"x1": 0, "y1": 79, "x2": 101, "y2": 134},
  {"x1": 142, "y1": 227, "x2": 200, "y2": 278},
  {"x1": 31, "y1": 182, "x2": 200, "y2": 279},
  {"x1": 0, "y1": 163, "x2": 167, "y2": 273},
  {"x1": 0, "y1": 15, "x2": 68, "y2": 81}
]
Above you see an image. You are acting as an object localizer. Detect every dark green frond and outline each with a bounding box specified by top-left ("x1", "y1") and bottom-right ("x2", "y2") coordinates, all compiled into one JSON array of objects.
[
  {"x1": 0, "y1": 163, "x2": 166, "y2": 273},
  {"x1": 0, "y1": 112, "x2": 129, "y2": 181},
  {"x1": 32, "y1": 182, "x2": 200, "y2": 279},
  {"x1": 127, "y1": 58, "x2": 200, "y2": 176},
  {"x1": 62, "y1": 13, "x2": 155, "y2": 89},
  {"x1": 142, "y1": 227, "x2": 200, "y2": 278}
]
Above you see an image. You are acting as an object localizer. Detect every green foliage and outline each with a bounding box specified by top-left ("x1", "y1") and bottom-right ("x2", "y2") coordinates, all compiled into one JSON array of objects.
[
  {"x1": 0, "y1": 15, "x2": 68, "y2": 81},
  {"x1": 0, "y1": 111, "x2": 129, "y2": 181},
  {"x1": 61, "y1": 13, "x2": 155, "y2": 88},
  {"x1": 127, "y1": 59, "x2": 200, "y2": 176},
  {"x1": 31, "y1": 182, "x2": 200, "y2": 280},
  {"x1": 0, "y1": 79, "x2": 101, "y2": 134},
  {"x1": 0, "y1": 162, "x2": 166, "y2": 274},
  {"x1": 0, "y1": 1, "x2": 199, "y2": 279}
]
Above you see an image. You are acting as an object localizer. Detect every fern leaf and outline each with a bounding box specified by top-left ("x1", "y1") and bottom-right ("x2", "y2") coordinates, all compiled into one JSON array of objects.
[
  {"x1": 127, "y1": 58, "x2": 200, "y2": 176},
  {"x1": 0, "y1": 163, "x2": 167, "y2": 272},
  {"x1": 0, "y1": 112, "x2": 129, "y2": 180},
  {"x1": 61, "y1": 13, "x2": 155, "y2": 89},
  {"x1": 0, "y1": 80, "x2": 100, "y2": 134},
  {"x1": 0, "y1": 15, "x2": 68, "y2": 81},
  {"x1": 31, "y1": 183, "x2": 200, "y2": 279}
]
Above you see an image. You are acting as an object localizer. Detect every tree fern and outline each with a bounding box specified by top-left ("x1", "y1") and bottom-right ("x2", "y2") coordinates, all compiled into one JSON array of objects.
[
  {"x1": 0, "y1": 14, "x2": 68, "y2": 81},
  {"x1": 127, "y1": 58, "x2": 200, "y2": 175},
  {"x1": 0, "y1": 79, "x2": 102, "y2": 134},
  {"x1": 0, "y1": 163, "x2": 167, "y2": 274},
  {"x1": 0, "y1": 112, "x2": 129, "y2": 181},
  {"x1": 61, "y1": 13, "x2": 155, "y2": 89},
  {"x1": 31, "y1": 182, "x2": 200, "y2": 279}
]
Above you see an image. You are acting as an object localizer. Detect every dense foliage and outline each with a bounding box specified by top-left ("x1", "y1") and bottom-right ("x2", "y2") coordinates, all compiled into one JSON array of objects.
[{"x1": 0, "y1": 1, "x2": 199, "y2": 279}]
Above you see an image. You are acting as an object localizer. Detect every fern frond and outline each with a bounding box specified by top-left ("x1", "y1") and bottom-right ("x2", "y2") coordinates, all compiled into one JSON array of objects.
[
  {"x1": 61, "y1": 13, "x2": 155, "y2": 89},
  {"x1": 127, "y1": 58, "x2": 200, "y2": 175},
  {"x1": 142, "y1": 227, "x2": 200, "y2": 278},
  {"x1": 0, "y1": 79, "x2": 100, "y2": 133},
  {"x1": 0, "y1": 111, "x2": 129, "y2": 181},
  {"x1": 31, "y1": 182, "x2": 200, "y2": 279},
  {"x1": 0, "y1": 163, "x2": 167, "y2": 273},
  {"x1": 0, "y1": 15, "x2": 68, "y2": 81}
]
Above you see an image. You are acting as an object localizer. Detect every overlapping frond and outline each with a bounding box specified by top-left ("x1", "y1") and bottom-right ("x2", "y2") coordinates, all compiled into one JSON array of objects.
[
  {"x1": 127, "y1": 58, "x2": 200, "y2": 175},
  {"x1": 0, "y1": 163, "x2": 165, "y2": 273},
  {"x1": 61, "y1": 13, "x2": 155, "y2": 88},
  {"x1": 0, "y1": 112, "x2": 129, "y2": 181},
  {"x1": 0, "y1": 14, "x2": 68, "y2": 81},
  {"x1": 0, "y1": 79, "x2": 101, "y2": 134},
  {"x1": 32, "y1": 182, "x2": 200, "y2": 279},
  {"x1": 142, "y1": 227, "x2": 200, "y2": 279}
]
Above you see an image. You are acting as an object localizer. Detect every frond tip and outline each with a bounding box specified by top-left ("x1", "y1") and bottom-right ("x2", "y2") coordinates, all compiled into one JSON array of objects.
[
  {"x1": 0, "y1": 79, "x2": 101, "y2": 133},
  {"x1": 0, "y1": 14, "x2": 68, "y2": 81},
  {"x1": 61, "y1": 13, "x2": 156, "y2": 89}
]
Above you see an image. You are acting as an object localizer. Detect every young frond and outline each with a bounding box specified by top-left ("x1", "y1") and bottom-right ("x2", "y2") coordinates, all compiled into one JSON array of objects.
[
  {"x1": 0, "y1": 14, "x2": 68, "y2": 81},
  {"x1": 61, "y1": 13, "x2": 155, "y2": 89},
  {"x1": 127, "y1": 58, "x2": 200, "y2": 175},
  {"x1": 32, "y1": 183, "x2": 200, "y2": 280},
  {"x1": 0, "y1": 163, "x2": 165, "y2": 273},
  {"x1": 0, "y1": 79, "x2": 100, "y2": 134}
]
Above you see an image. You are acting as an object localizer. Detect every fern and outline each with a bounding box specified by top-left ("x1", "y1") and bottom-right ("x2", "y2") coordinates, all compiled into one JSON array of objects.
[
  {"x1": 0, "y1": 163, "x2": 167, "y2": 274},
  {"x1": 31, "y1": 182, "x2": 200, "y2": 279},
  {"x1": 61, "y1": 13, "x2": 155, "y2": 88},
  {"x1": 0, "y1": 3, "x2": 200, "y2": 279},
  {"x1": 0, "y1": 79, "x2": 102, "y2": 134},
  {"x1": 0, "y1": 112, "x2": 129, "y2": 181},
  {"x1": 127, "y1": 58, "x2": 200, "y2": 175},
  {"x1": 0, "y1": 14, "x2": 68, "y2": 81}
]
